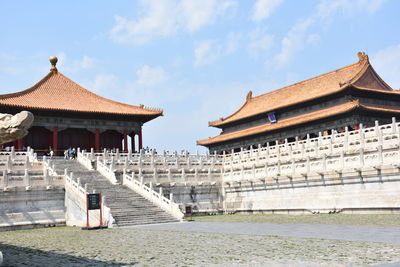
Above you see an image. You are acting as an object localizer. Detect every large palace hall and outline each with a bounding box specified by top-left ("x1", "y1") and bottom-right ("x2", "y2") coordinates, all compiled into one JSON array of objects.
[
  {"x1": 0, "y1": 57, "x2": 163, "y2": 154},
  {"x1": 198, "y1": 52, "x2": 400, "y2": 153}
]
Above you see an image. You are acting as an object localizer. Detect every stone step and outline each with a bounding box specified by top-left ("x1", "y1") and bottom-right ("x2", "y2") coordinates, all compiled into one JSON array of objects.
[
  {"x1": 114, "y1": 218, "x2": 178, "y2": 225},
  {"x1": 52, "y1": 159, "x2": 179, "y2": 227}
]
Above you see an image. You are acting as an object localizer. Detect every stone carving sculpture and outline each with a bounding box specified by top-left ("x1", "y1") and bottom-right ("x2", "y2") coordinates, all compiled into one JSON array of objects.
[{"x1": 0, "y1": 111, "x2": 34, "y2": 144}]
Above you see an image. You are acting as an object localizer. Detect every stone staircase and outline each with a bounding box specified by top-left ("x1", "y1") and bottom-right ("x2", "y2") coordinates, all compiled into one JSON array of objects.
[{"x1": 51, "y1": 159, "x2": 180, "y2": 227}]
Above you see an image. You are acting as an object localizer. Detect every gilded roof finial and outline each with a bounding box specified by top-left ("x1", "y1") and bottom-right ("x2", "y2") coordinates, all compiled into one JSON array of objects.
[
  {"x1": 357, "y1": 52, "x2": 368, "y2": 63},
  {"x1": 49, "y1": 56, "x2": 58, "y2": 72}
]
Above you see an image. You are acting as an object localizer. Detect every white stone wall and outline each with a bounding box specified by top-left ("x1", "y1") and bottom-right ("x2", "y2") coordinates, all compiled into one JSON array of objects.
[
  {"x1": 78, "y1": 119, "x2": 400, "y2": 214},
  {"x1": 0, "y1": 188, "x2": 66, "y2": 230}
]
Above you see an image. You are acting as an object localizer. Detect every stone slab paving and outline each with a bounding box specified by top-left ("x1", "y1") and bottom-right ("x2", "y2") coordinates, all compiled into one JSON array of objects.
[
  {"x1": 0, "y1": 226, "x2": 400, "y2": 266},
  {"x1": 133, "y1": 221, "x2": 400, "y2": 244}
]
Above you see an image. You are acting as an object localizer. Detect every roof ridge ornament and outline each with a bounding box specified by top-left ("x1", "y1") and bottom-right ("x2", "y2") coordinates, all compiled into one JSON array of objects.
[
  {"x1": 357, "y1": 51, "x2": 369, "y2": 63},
  {"x1": 246, "y1": 90, "x2": 252, "y2": 102},
  {"x1": 49, "y1": 56, "x2": 58, "y2": 72}
]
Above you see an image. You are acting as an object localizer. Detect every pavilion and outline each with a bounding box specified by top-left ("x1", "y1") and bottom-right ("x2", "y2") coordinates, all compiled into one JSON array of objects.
[
  {"x1": 198, "y1": 52, "x2": 400, "y2": 153},
  {"x1": 0, "y1": 56, "x2": 163, "y2": 154}
]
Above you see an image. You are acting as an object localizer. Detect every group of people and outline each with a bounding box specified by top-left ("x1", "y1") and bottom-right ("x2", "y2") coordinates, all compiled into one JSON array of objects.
[{"x1": 64, "y1": 148, "x2": 76, "y2": 160}]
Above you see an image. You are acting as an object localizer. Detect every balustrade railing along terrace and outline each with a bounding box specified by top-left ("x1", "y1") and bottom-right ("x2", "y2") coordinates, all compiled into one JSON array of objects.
[{"x1": 79, "y1": 118, "x2": 400, "y2": 188}]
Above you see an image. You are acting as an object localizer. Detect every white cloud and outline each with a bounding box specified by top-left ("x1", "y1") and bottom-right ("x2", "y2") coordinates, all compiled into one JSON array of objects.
[
  {"x1": 54, "y1": 52, "x2": 67, "y2": 69},
  {"x1": 110, "y1": 0, "x2": 237, "y2": 45},
  {"x1": 80, "y1": 56, "x2": 95, "y2": 69},
  {"x1": 91, "y1": 74, "x2": 118, "y2": 92},
  {"x1": 272, "y1": 0, "x2": 386, "y2": 68},
  {"x1": 273, "y1": 17, "x2": 314, "y2": 68},
  {"x1": 53, "y1": 53, "x2": 95, "y2": 73},
  {"x1": 194, "y1": 40, "x2": 220, "y2": 66},
  {"x1": 136, "y1": 65, "x2": 168, "y2": 86},
  {"x1": 317, "y1": 0, "x2": 386, "y2": 19},
  {"x1": 248, "y1": 28, "x2": 274, "y2": 57},
  {"x1": 372, "y1": 44, "x2": 400, "y2": 89},
  {"x1": 193, "y1": 32, "x2": 241, "y2": 66},
  {"x1": 180, "y1": 0, "x2": 218, "y2": 32},
  {"x1": 251, "y1": 0, "x2": 283, "y2": 22}
]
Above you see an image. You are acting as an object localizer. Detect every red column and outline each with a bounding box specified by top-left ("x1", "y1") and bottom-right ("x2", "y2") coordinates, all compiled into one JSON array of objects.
[
  {"x1": 52, "y1": 127, "x2": 58, "y2": 155},
  {"x1": 138, "y1": 128, "x2": 143, "y2": 151},
  {"x1": 95, "y1": 129, "x2": 100, "y2": 152},
  {"x1": 131, "y1": 132, "x2": 136, "y2": 152},
  {"x1": 123, "y1": 130, "x2": 128, "y2": 152},
  {"x1": 17, "y1": 139, "x2": 24, "y2": 151}
]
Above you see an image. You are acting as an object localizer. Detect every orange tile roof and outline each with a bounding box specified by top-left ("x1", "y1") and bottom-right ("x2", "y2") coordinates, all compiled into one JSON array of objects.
[
  {"x1": 0, "y1": 70, "x2": 163, "y2": 117},
  {"x1": 209, "y1": 52, "x2": 395, "y2": 127},
  {"x1": 197, "y1": 100, "x2": 400, "y2": 146}
]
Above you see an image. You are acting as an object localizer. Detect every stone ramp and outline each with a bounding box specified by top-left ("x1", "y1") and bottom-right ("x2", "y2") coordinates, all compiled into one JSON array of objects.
[{"x1": 52, "y1": 159, "x2": 180, "y2": 227}]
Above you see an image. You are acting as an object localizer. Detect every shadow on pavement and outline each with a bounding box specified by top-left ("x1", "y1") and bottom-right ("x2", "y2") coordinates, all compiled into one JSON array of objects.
[{"x1": 0, "y1": 243, "x2": 138, "y2": 266}]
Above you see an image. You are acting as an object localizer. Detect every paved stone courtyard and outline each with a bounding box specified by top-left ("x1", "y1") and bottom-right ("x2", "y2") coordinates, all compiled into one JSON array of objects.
[
  {"x1": 191, "y1": 214, "x2": 400, "y2": 226},
  {"x1": 1, "y1": 219, "x2": 400, "y2": 266}
]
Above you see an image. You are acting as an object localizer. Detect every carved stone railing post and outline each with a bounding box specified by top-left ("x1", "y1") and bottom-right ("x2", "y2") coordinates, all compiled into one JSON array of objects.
[
  {"x1": 359, "y1": 123, "x2": 364, "y2": 147},
  {"x1": 318, "y1": 132, "x2": 322, "y2": 146},
  {"x1": 116, "y1": 148, "x2": 120, "y2": 160},
  {"x1": 392, "y1": 117, "x2": 397, "y2": 134},
  {"x1": 167, "y1": 169, "x2": 172, "y2": 182},
  {"x1": 181, "y1": 168, "x2": 186, "y2": 183},
  {"x1": 340, "y1": 151, "x2": 344, "y2": 170},
  {"x1": 3, "y1": 170, "x2": 8, "y2": 190},
  {"x1": 110, "y1": 156, "x2": 115, "y2": 171},
  {"x1": 124, "y1": 157, "x2": 128, "y2": 169},
  {"x1": 329, "y1": 137, "x2": 333, "y2": 155},
  {"x1": 11, "y1": 146, "x2": 15, "y2": 161},
  {"x1": 153, "y1": 168, "x2": 157, "y2": 182},
  {"x1": 377, "y1": 145, "x2": 383, "y2": 165},
  {"x1": 291, "y1": 158, "x2": 296, "y2": 177},
  {"x1": 138, "y1": 155, "x2": 142, "y2": 168},
  {"x1": 264, "y1": 163, "x2": 268, "y2": 178},
  {"x1": 6, "y1": 156, "x2": 12, "y2": 172},
  {"x1": 24, "y1": 169, "x2": 31, "y2": 191},
  {"x1": 44, "y1": 168, "x2": 49, "y2": 186}
]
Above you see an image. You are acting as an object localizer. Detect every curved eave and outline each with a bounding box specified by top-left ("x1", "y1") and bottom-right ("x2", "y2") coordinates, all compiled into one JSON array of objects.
[
  {"x1": 208, "y1": 56, "x2": 392, "y2": 129},
  {"x1": 198, "y1": 101, "x2": 400, "y2": 147},
  {"x1": 208, "y1": 83, "x2": 350, "y2": 128},
  {"x1": 0, "y1": 71, "x2": 163, "y2": 117},
  {"x1": 208, "y1": 98, "x2": 251, "y2": 127},
  {"x1": 0, "y1": 102, "x2": 163, "y2": 118},
  {"x1": 351, "y1": 85, "x2": 400, "y2": 96}
]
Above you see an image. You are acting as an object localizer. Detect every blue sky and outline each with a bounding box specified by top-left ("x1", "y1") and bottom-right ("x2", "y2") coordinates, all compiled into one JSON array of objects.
[{"x1": 0, "y1": 0, "x2": 399, "y2": 152}]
